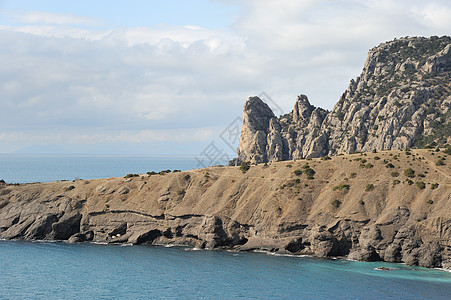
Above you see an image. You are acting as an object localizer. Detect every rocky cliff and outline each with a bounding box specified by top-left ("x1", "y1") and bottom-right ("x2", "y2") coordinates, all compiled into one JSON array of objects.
[
  {"x1": 1, "y1": 148, "x2": 450, "y2": 269},
  {"x1": 232, "y1": 36, "x2": 451, "y2": 165}
]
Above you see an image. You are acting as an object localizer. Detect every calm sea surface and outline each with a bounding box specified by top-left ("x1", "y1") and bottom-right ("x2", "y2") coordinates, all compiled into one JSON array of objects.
[
  {"x1": 0, "y1": 154, "x2": 203, "y2": 183},
  {"x1": 0, "y1": 155, "x2": 450, "y2": 299}
]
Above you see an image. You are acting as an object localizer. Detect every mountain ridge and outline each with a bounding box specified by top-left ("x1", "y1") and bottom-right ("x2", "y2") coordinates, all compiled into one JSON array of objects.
[{"x1": 231, "y1": 36, "x2": 451, "y2": 165}]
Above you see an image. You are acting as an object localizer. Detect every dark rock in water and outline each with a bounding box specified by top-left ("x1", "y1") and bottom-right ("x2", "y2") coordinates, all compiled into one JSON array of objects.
[
  {"x1": 285, "y1": 238, "x2": 304, "y2": 253},
  {"x1": 2, "y1": 216, "x2": 35, "y2": 240},
  {"x1": 129, "y1": 229, "x2": 162, "y2": 245},
  {"x1": 348, "y1": 246, "x2": 382, "y2": 262},
  {"x1": 50, "y1": 212, "x2": 82, "y2": 240},
  {"x1": 68, "y1": 233, "x2": 85, "y2": 243},
  {"x1": 417, "y1": 243, "x2": 442, "y2": 268},
  {"x1": 374, "y1": 266, "x2": 392, "y2": 271},
  {"x1": 24, "y1": 214, "x2": 58, "y2": 239}
]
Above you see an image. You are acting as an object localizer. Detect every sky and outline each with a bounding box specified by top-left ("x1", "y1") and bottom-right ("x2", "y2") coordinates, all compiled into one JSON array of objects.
[{"x1": 0, "y1": 0, "x2": 450, "y2": 156}]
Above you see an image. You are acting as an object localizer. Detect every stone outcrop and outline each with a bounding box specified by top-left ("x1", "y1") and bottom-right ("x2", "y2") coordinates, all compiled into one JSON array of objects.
[
  {"x1": 1, "y1": 148, "x2": 450, "y2": 269},
  {"x1": 232, "y1": 36, "x2": 451, "y2": 165}
]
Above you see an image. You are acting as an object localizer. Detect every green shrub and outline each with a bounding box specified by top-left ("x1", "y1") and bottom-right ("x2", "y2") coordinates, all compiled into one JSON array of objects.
[
  {"x1": 407, "y1": 179, "x2": 414, "y2": 185},
  {"x1": 333, "y1": 184, "x2": 350, "y2": 191},
  {"x1": 302, "y1": 163, "x2": 310, "y2": 169},
  {"x1": 418, "y1": 173, "x2": 425, "y2": 178},
  {"x1": 304, "y1": 168, "x2": 316, "y2": 177},
  {"x1": 415, "y1": 181, "x2": 426, "y2": 190},
  {"x1": 331, "y1": 200, "x2": 341, "y2": 208},
  {"x1": 435, "y1": 158, "x2": 445, "y2": 166},
  {"x1": 359, "y1": 199, "x2": 364, "y2": 205},
  {"x1": 364, "y1": 163, "x2": 374, "y2": 169},
  {"x1": 404, "y1": 168, "x2": 415, "y2": 178},
  {"x1": 385, "y1": 163, "x2": 395, "y2": 168},
  {"x1": 365, "y1": 183, "x2": 375, "y2": 192},
  {"x1": 293, "y1": 169, "x2": 302, "y2": 176},
  {"x1": 431, "y1": 183, "x2": 439, "y2": 189},
  {"x1": 172, "y1": 169, "x2": 181, "y2": 173},
  {"x1": 426, "y1": 199, "x2": 433, "y2": 204},
  {"x1": 393, "y1": 179, "x2": 401, "y2": 185},
  {"x1": 374, "y1": 156, "x2": 380, "y2": 160},
  {"x1": 350, "y1": 172, "x2": 357, "y2": 178},
  {"x1": 321, "y1": 156, "x2": 332, "y2": 161},
  {"x1": 0, "y1": 179, "x2": 5, "y2": 184},
  {"x1": 184, "y1": 174, "x2": 191, "y2": 181},
  {"x1": 286, "y1": 164, "x2": 293, "y2": 168},
  {"x1": 178, "y1": 190, "x2": 186, "y2": 195},
  {"x1": 124, "y1": 173, "x2": 139, "y2": 178},
  {"x1": 65, "y1": 185, "x2": 75, "y2": 191},
  {"x1": 444, "y1": 146, "x2": 451, "y2": 155},
  {"x1": 147, "y1": 171, "x2": 157, "y2": 176},
  {"x1": 240, "y1": 161, "x2": 251, "y2": 173},
  {"x1": 391, "y1": 171, "x2": 399, "y2": 177}
]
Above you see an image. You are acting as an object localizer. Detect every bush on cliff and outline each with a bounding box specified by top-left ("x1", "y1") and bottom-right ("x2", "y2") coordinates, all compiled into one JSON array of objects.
[
  {"x1": 404, "y1": 168, "x2": 415, "y2": 178},
  {"x1": 239, "y1": 161, "x2": 251, "y2": 173}
]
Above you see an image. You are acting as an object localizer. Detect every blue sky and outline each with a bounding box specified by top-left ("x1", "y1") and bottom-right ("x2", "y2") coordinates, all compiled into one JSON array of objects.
[
  {"x1": 0, "y1": 0, "x2": 240, "y2": 29},
  {"x1": 0, "y1": 0, "x2": 450, "y2": 157}
]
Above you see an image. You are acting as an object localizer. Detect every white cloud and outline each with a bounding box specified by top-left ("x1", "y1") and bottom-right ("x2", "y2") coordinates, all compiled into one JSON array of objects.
[
  {"x1": 0, "y1": 1, "x2": 450, "y2": 154},
  {"x1": 13, "y1": 11, "x2": 101, "y2": 26}
]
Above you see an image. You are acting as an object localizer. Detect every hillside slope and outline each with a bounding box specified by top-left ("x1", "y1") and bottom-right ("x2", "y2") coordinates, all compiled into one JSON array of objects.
[
  {"x1": 233, "y1": 36, "x2": 451, "y2": 164},
  {"x1": 1, "y1": 149, "x2": 450, "y2": 269}
]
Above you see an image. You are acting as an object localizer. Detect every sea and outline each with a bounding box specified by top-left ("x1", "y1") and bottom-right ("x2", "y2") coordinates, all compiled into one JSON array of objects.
[{"x1": 0, "y1": 154, "x2": 450, "y2": 299}]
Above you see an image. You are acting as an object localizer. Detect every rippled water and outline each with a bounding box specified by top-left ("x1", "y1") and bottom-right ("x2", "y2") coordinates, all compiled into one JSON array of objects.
[
  {"x1": 0, "y1": 154, "x2": 202, "y2": 183},
  {"x1": 1, "y1": 241, "x2": 450, "y2": 299}
]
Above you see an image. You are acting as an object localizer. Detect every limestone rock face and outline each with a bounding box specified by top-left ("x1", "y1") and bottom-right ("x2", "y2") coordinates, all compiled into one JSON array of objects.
[
  {"x1": 233, "y1": 96, "x2": 281, "y2": 164},
  {"x1": 232, "y1": 36, "x2": 451, "y2": 164}
]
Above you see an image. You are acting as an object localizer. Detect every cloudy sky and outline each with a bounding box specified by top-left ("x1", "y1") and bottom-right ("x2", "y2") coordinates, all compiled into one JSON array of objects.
[{"x1": 0, "y1": 0, "x2": 450, "y2": 155}]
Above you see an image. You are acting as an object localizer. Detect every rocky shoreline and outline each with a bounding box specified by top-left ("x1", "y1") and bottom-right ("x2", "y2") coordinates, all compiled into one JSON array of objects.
[{"x1": 1, "y1": 149, "x2": 450, "y2": 270}]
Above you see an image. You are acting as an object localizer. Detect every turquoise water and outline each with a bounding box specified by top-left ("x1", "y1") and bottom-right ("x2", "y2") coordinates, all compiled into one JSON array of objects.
[
  {"x1": 0, "y1": 154, "x2": 203, "y2": 183},
  {"x1": 1, "y1": 155, "x2": 450, "y2": 299},
  {"x1": 0, "y1": 241, "x2": 450, "y2": 299}
]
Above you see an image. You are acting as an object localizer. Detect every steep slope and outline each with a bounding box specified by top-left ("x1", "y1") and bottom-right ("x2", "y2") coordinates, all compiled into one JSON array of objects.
[
  {"x1": 1, "y1": 149, "x2": 450, "y2": 269},
  {"x1": 233, "y1": 36, "x2": 451, "y2": 164}
]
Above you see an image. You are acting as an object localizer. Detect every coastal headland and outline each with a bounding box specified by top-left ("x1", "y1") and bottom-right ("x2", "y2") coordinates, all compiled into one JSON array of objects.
[{"x1": 1, "y1": 148, "x2": 450, "y2": 269}]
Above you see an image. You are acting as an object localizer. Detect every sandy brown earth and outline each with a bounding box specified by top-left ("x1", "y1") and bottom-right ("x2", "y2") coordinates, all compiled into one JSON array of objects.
[{"x1": 0, "y1": 149, "x2": 450, "y2": 269}]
